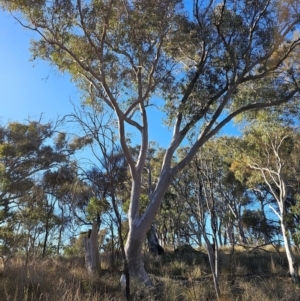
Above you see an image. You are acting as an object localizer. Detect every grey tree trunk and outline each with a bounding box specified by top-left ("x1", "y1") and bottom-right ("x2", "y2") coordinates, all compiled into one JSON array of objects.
[
  {"x1": 83, "y1": 220, "x2": 100, "y2": 276},
  {"x1": 123, "y1": 170, "x2": 172, "y2": 285},
  {"x1": 204, "y1": 236, "x2": 221, "y2": 299},
  {"x1": 125, "y1": 231, "x2": 151, "y2": 285},
  {"x1": 147, "y1": 224, "x2": 164, "y2": 255},
  {"x1": 237, "y1": 217, "x2": 247, "y2": 244},
  {"x1": 226, "y1": 222, "x2": 234, "y2": 245}
]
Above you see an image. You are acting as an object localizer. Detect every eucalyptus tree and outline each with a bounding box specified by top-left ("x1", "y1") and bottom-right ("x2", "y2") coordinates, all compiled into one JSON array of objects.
[
  {"x1": 181, "y1": 143, "x2": 223, "y2": 299},
  {"x1": 216, "y1": 137, "x2": 252, "y2": 245},
  {"x1": 241, "y1": 208, "x2": 279, "y2": 244},
  {"x1": 0, "y1": 120, "x2": 74, "y2": 258},
  {"x1": 178, "y1": 139, "x2": 248, "y2": 298},
  {"x1": 42, "y1": 162, "x2": 81, "y2": 254},
  {"x1": 0, "y1": 121, "x2": 71, "y2": 205},
  {"x1": 156, "y1": 188, "x2": 190, "y2": 248},
  {"x1": 14, "y1": 184, "x2": 60, "y2": 262},
  {"x1": 234, "y1": 122, "x2": 300, "y2": 283},
  {"x1": 2, "y1": 0, "x2": 300, "y2": 284},
  {"x1": 70, "y1": 105, "x2": 132, "y2": 295}
]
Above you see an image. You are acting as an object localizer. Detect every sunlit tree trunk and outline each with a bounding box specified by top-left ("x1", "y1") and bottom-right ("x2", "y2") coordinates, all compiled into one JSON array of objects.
[
  {"x1": 83, "y1": 220, "x2": 100, "y2": 276},
  {"x1": 125, "y1": 173, "x2": 171, "y2": 284},
  {"x1": 125, "y1": 231, "x2": 150, "y2": 285},
  {"x1": 276, "y1": 191, "x2": 299, "y2": 283},
  {"x1": 281, "y1": 220, "x2": 299, "y2": 283}
]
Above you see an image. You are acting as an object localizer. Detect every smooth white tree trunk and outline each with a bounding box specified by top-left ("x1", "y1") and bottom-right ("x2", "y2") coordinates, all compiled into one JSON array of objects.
[
  {"x1": 84, "y1": 220, "x2": 100, "y2": 276},
  {"x1": 124, "y1": 173, "x2": 171, "y2": 284},
  {"x1": 280, "y1": 219, "x2": 299, "y2": 283},
  {"x1": 125, "y1": 231, "x2": 151, "y2": 285}
]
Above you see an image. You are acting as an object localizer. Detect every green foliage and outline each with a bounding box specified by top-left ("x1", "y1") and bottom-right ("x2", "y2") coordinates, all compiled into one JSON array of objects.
[
  {"x1": 86, "y1": 197, "x2": 110, "y2": 221},
  {"x1": 0, "y1": 120, "x2": 76, "y2": 258},
  {"x1": 2, "y1": 0, "x2": 298, "y2": 131},
  {"x1": 242, "y1": 210, "x2": 277, "y2": 243},
  {"x1": 63, "y1": 234, "x2": 85, "y2": 257},
  {"x1": 122, "y1": 194, "x2": 149, "y2": 215}
]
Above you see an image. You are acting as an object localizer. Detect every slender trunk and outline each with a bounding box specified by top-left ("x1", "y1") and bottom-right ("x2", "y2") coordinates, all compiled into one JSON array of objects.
[
  {"x1": 236, "y1": 205, "x2": 247, "y2": 244},
  {"x1": 43, "y1": 204, "x2": 54, "y2": 257},
  {"x1": 25, "y1": 231, "x2": 30, "y2": 270},
  {"x1": 57, "y1": 205, "x2": 64, "y2": 255},
  {"x1": 110, "y1": 191, "x2": 130, "y2": 300},
  {"x1": 111, "y1": 223, "x2": 115, "y2": 268},
  {"x1": 162, "y1": 225, "x2": 168, "y2": 248},
  {"x1": 204, "y1": 236, "x2": 221, "y2": 299},
  {"x1": 277, "y1": 178, "x2": 299, "y2": 284},
  {"x1": 237, "y1": 218, "x2": 247, "y2": 244},
  {"x1": 146, "y1": 160, "x2": 164, "y2": 255},
  {"x1": 210, "y1": 211, "x2": 221, "y2": 299},
  {"x1": 227, "y1": 222, "x2": 234, "y2": 245},
  {"x1": 215, "y1": 240, "x2": 219, "y2": 281},
  {"x1": 281, "y1": 220, "x2": 299, "y2": 283},
  {"x1": 57, "y1": 228, "x2": 62, "y2": 255},
  {"x1": 218, "y1": 222, "x2": 223, "y2": 246},
  {"x1": 42, "y1": 219, "x2": 49, "y2": 257}
]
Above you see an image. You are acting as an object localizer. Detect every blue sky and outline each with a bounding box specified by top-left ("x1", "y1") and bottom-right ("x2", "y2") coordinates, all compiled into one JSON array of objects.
[
  {"x1": 0, "y1": 12, "x2": 80, "y2": 123},
  {"x1": 0, "y1": 9, "x2": 239, "y2": 150}
]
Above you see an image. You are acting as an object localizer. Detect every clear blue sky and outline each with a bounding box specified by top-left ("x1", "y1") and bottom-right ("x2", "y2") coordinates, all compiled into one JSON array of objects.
[
  {"x1": 0, "y1": 12, "x2": 81, "y2": 123},
  {"x1": 0, "y1": 9, "x2": 239, "y2": 149}
]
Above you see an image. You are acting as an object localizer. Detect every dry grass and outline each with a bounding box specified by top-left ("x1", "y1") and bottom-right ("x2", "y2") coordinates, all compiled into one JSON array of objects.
[
  {"x1": 0, "y1": 247, "x2": 300, "y2": 301},
  {"x1": 0, "y1": 256, "x2": 124, "y2": 301}
]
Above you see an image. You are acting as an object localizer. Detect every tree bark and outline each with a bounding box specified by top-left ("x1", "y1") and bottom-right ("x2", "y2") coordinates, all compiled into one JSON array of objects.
[
  {"x1": 226, "y1": 222, "x2": 234, "y2": 245},
  {"x1": 237, "y1": 219, "x2": 247, "y2": 244},
  {"x1": 83, "y1": 220, "x2": 100, "y2": 276},
  {"x1": 204, "y1": 236, "x2": 221, "y2": 299},
  {"x1": 281, "y1": 218, "x2": 299, "y2": 283},
  {"x1": 124, "y1": 170, "x2": 171, "y2": 284},
  {"x1": 57, "y1": 203, "x2": 64, "y2": 255},
  {"x1": 147, "y1": 224, "x2": 164, "y2": 255},
  {"x1": 125, "y1": 230, "x2": 151, "y2": 285},
  {"x1": 42, "y1": 218, "x2": 49, "y2": 258}
]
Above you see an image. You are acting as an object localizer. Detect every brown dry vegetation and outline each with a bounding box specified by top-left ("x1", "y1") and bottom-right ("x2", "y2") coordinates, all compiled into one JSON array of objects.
[{"x1": 1, "y1": 246, "x2": 300, "y2": 301}]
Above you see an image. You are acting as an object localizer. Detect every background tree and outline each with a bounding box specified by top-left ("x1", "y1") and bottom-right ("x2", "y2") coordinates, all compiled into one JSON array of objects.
[
  {"x1": 0, "y1": 120, "x2": 74, "y2": 260},
  {"x1": 43, "y1": 162, "x2": 80, "y2": 255},
  {"x1": 186, "y1": 143, "x2": 222, "y2": 299},
  {"x1": 233, "y1": 121, "x2": 300, "y2": 283}
]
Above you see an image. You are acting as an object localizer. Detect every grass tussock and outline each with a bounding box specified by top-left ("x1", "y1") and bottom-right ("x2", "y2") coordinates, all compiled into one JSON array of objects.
[{"x1": 0, "y1": 247, "x2": 300, "y2": 301}]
